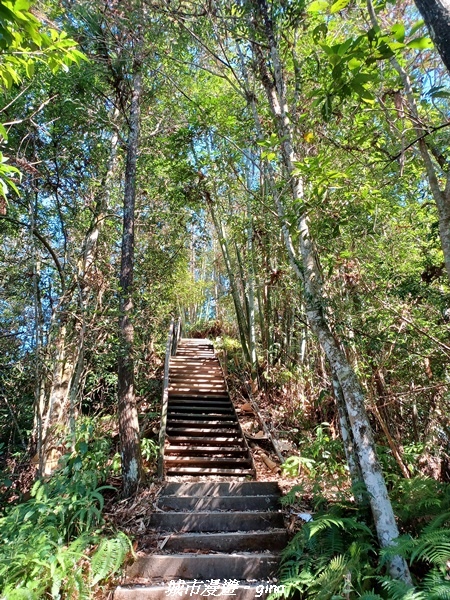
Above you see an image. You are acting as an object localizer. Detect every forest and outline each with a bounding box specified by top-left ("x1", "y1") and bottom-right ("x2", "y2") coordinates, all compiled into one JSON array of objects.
[{"x1": 0, "y1": 0, "x2": 450, "y2": 597}]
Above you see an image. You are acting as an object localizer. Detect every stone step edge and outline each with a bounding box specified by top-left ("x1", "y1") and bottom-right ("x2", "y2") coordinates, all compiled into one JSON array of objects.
[{"x1": 114, "y1": 582, "x2": 285, "y2": 600}]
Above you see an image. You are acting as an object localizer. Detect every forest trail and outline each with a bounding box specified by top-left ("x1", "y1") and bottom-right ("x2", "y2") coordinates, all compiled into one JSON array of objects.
[
  {"x1": 114, "y1": 338, "x2": 286, "y2": 599},
  {"x1": 164, "y1": 338, "x2": 254, "y2": 476}
]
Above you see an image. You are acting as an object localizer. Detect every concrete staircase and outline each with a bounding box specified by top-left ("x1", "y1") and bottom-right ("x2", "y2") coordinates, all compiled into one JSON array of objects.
[
  {"x1": 164, "y1": 339, "x2": 254, "y2": 477},
  {"x1": 114, "y1": 337, "x2": 287, "y2": 599},
  {"x1": 114, "y1": 481, "x2": 287, "y2": 599}
]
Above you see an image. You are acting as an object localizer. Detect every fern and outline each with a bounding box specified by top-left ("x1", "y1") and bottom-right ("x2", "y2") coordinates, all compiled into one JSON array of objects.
[
  {"x1": 90, "y1": 531, "x2": 132, "y2": 585},
  {"x1": 309, "y1": 554, "x2": 350, "y2": 599},
  {"x1": 279, "y1": 512, "x2": 377, "y2": 598},
  {"x1": 390, "y1": 477, "x2": 450, "y2": 529},
  {"x1": 381, "y1": 529, "x2": 450, "y2": 567},
  {"x1": 380, "y1": 577, "x2": 426, "y2": 600},
  {"x1": 280, "y1": 484, "x2": 306, "y2": 507},
  {"x1": 422, "y1": 569, "x2": 450, "y2": 593}
]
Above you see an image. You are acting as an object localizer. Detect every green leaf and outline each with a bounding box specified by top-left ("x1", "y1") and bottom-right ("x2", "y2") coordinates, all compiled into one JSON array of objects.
[
  {"x1": 0, "y1": 123, "x2": 8, "y2": 140},
  {"x1": 409, "y1": 19, "x2": 425, "y2": 35},
  {"x1": 407, "y1": 36, "x2": 433, "y2": 49},
  {"x1": 307, "y1": 0, "x2": 329, "y2": 13},
  {"x1": 25, "y1": 60, "x2": 34, "y2": 78},
  {"x1": 387, "y1": 41, "x2": 405, "y2": 50},
  {"x1": 360, "y1": 89, "x2": 375, "y2": 104},
  {"x1": 430, "y1": 90, "x2": 450, "y2": 98},
  {"x1": 348, "y1": 57, "x2": 362, "y2": 70},
  {"x1": 0, "y1": 4, "x2": 17, "y2": 23},
  {"x1": 391, "y1": 23, "x2": 405, "y2": 42},
  {"x1": 15, "y1": 0, "x2": 31, "y2": 10},
  {"x1": 352, "y1": 72, "x2": 375, "y2": 84},
  {"x1": 330, "y1": 0, "x2": 351, "y2": 13}
]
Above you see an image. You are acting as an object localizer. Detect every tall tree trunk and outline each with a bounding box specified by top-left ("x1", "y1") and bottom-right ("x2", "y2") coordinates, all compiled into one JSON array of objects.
[
  {"x1": 413, "y1": 0, "x2": 450, "y2": 75},
  {"x1": 367, "y1": 0, "x2": 450, "y2": 283},
  {"x1": 34, "y1": 124, "x2": 120, "y2": 475},
  {"x1": 247, "y1": 0, "x2": 411, "y2": 583},
  {"x1": 332, "y1": 373, "x2": 363, "y2": 490},
  {"x1": 246, "y1": 198, "x2": 258, "y2": 374},
  {"x1": 118, "y1": 68, "x2": 143, "y2": 497},
  {"x1": 204, "y1": 190, "x2": 252, "y2": 363}
]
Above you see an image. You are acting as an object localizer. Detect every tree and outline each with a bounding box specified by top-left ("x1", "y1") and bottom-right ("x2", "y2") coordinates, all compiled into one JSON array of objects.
[
  {"x1": 413, "y1": 0, "x2": 450, "y2": 74},
  {"x1": 118, "y1": 63, "x2": 144, "y2": 496}
]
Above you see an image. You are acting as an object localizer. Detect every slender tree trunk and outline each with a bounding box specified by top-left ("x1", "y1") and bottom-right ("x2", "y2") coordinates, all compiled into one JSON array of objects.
[
  {"x1": 246, "y1": 199, "x2": 258, "y2": 374},
  {"x1": 246, "y1": 0, "x2": 411, "y2": 582},
  {"x1": 204, "y1": 190, "x2": 252, "y2": 362},
  {"x1": 332, "y1": 373, "x2": 363, "y2": 490},
  {"x1": 413, "y1": 0, "x2": 450, "y2": 75},
  {"x1": 367, "y1": 0, "x2": 450, "y2": 283},
  {"x1": 118, "y1": 68, "x2": 143, "y2": 497}
]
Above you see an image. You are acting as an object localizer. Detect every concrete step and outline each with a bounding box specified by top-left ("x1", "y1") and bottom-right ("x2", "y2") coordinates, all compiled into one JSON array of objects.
[
  {"x1": 168, "y1": 401, "x2": 232, "y2": 409},
  {"x1": 165, "y1": 446, "x2": 248, "y2": 457},
  {"x1": 168, "y1": 394, "x2": 230, "y2": 401},
  {"x1": 159, "y1": 530, "x2": 288, "y2": 552},
  {"x1": 167, "y1": 417, "x2": 238, "y2": 425},
  {"x1": 164, "y1": 457, "x2": 253, "y2": 469},
  {"x1": 149, "y1": 511, "x2": 283, "y2": 532},
  {"x1": 168, "y1": 393, "x2": 230, "y2": 398},
  {"x1": 166, "y1": 467, "x2": 254, "y2": 476},
  {"x1": 167, "y1": 413, "x2": 236, "y2": 421},
  {"x1": 126, "y1": 553, "x2": 280, "y2": 581},
  {"x1": 166, "y1": 427, "x2": 241, "y2": 436},
  {"x1": 167, "y1": 436, "x2": 247, "y2": 446},
  {"x1": 115, "y1": 582, "x2": 285, "y2": 600},
  {"x1": 161, "y1": 481, "x2": 281, "y2": 496},
  {"x1": 157, "y1": 494, "x2": 280, "y2": 512}
]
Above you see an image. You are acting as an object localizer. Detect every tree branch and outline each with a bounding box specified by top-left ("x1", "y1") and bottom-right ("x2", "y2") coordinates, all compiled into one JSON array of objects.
[{"x1": 0, "y1": 215, "x2": 65, "y2": 291}]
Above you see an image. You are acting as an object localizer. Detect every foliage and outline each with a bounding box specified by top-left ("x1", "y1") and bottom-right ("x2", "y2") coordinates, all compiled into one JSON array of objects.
[
  {"x1": 0, "y1": 469, "x2": 130, "y2": 599},
  {"x1": 281, "y1": 424, "x2": 347, "y2": 482},
  {"x1": 277, "y1": 509, "x2": 376, "y2": 598},
  {"x1": 277, "y1": 478, "x2": 450, "y2": 599},
  {"x1": 141, "y1": 437, "x2": 158, "y2": 464},
  {"x1": 0, "y1": 0, "x2": 84, "y2": 199},
  {"x1": 0, "y1": 413, "x2": 131, "y2": 598}
]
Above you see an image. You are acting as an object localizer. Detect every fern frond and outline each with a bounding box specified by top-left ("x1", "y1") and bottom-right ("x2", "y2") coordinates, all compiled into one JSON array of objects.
[
  {"x1": 409, "y1": 529, "x2": 450, "y2": 565},
  {"x1": 90, "y1": 531, "x2": 131, "y2": 585},
  {"x1": 420, "y1": 569, "x2": 450, "y2": 599},
  {"x1": 380, "y1": 577, "x2": 425, "y2": 600},
  {"x1": 424, "y1": 513, "x2": 450, "y2": 533},
  {"x1": 308, "y1": 516, "x2": 373, "y2": 539},
  {"x1": 310, "y1": 554, "x2": 349, "y2": 599},
  {"x1": 358, "y1": 592, "x2": 384, "y2": 600},
  {"x1": 280, "y1": 484, "x2": 306, "y2": 507}
]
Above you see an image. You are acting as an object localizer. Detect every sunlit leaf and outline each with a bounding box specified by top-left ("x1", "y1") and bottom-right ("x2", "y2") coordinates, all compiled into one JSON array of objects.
[
  {"x1": 391, "y1": 23, "x2": 405, "y2": 42},
  {"x1": 330, "y1": 0, "x2": 351, "y2": 13},
  {"x1": 407, "y1": 36, "x2": 433, "y2": 49},
  {"x1": 307, "y1": 0, "x2": 329, "y2": 13}
]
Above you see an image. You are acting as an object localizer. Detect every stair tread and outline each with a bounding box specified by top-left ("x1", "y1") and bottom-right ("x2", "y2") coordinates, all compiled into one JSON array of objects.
[
  {"x1": 166, "y1": 467, "x2": 254, "y2": 475},
  {"x1": 166, "y1": 446, "x2": 247, "y2": 452},
  {"x1": 167, "y1": 436, "x2": 246, "y2": 445}
]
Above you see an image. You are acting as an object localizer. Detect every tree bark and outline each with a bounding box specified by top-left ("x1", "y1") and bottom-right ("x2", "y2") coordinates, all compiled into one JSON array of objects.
[
  {"x1": 413, "y1": 0, "x2": 450, "y2": 75},
  {"x1": 367, "y1": 0, "x2": 450, "y2": 284},
  {"x1": 204, "y1": 189, "x2": 252, "y2": 363},
  {"x1": 246, "y1": 0, "x2": 411, "y2": 583},
  {"x1": 118, "y1": 68, "x2": 143, "y2": 497}
]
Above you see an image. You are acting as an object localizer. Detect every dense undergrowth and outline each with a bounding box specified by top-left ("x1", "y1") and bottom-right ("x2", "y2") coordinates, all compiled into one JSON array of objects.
[
  {"x1": 196, "y1": 323, "x2": 450, "y2": 600},
  {"x1": 277, "y1": 475, "x2": 450, "y2": 599},
  {"x1": 0, "y1": 418, "x2": 135, "y2": 600},
  {"x1": 2, "y1": 322, "x2": 450, "y2": 599}
]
